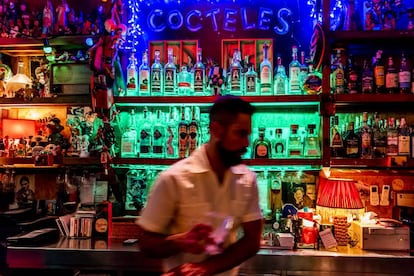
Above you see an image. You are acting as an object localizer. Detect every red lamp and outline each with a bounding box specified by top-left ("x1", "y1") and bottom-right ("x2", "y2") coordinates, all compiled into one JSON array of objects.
[{"x1": 2, "y1": 119, "x2": 36, "y2": 138}]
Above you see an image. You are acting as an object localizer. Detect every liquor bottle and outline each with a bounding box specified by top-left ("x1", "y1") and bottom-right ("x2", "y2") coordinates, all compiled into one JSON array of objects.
[
  {"x1": 164, "y1": 47, "x2": 177, "y2": 95},
  {"x1": 244, "y1": 64, "x2": 258, "y2": 96},
  {"x1": 303, "y1": 124, "x2": 320, "y2": 157},
  {"x1": 411, "y1": 65, "x2": 414, "y2": 94},
  {"x1": 229, "y1": 49, "x2": 243, "y2": 95},
  {"x1": 260, "y1": 43, "x2": 273, "y2": 95},
  {"x1": 372, "y1": 113, "x2": 387, "y2": 158},
  {"x1": 126, "y1": 52, "x2": 138, "y2": 96},
  {"x1": 385, "y1": 55, "x2": 399, "y2": 93},
  {"x1": 373, "y1": 50, "x2": 385, "y2": 93},
  {"x1": 302, "y1": 64, "x2": 323, "y2": 95},
  {"x1": 399, "y1": 52, "x2": 411, "y2": 94},
  {"x1": 361, "y1": 58, "x2": 374, "y2": 93},
  {"x1": 330, "y1": 116, "x2": 344, "y2": 157},
  {"x1": 177, "y1": 65, "x2": 192, "y2": 95},
  {"x1": 343, "y1": 122, "x2": 360, "y2": 158},
  {"x1": 139, "y1": 107, "x2": 152, "y2": 158},
  {"x1": 360, "y1": 112, "x2": 373, "y2": 159},
  {"x1": 178, "y1": 106, "x2": 189, "y2": 158},
  {"x1": 150, "y1": 49, "x2": 163, "y2": 96},
  {"x1": 347, "y1": 55, "x2": 360, "y2": 94},
  {"x1": 166, "y1": 107, "x2": 178, "y2": 159},
  {"x1": 138, "y1": 51, "x2": 150, "y2": 96},
  {"x1": 331, "y1": 48, "x2": 345, "y2": 94},
  {"x1": 398, "y1": 117, "x2": 410, "y2": 156},
  {"x1": 252, "y1": 127, "x2": 271, "y2": 158},
  {"x1": 188, "y1": 106, "x2": 199, "y2": 155},
  {"x1": 273, "y1": 56, "x2": 288, "y2": 95},
  {"x1": 386, "y1": 117, "x2": 398, "y2": 156},
  {"x1": 152, "y1": 109, "x2": 166, "y2": 158},
  {"x1": 193, "y1": 48, "x2": 206, "y2": 95},
  {"x1": 120, "y1": 109, "x2": 138, "y2": 158},
  {"x1": 299, "y1": 50, "x2": 308, "y2": 94},
  {"x1": 288, "y1": 46, "x2": 301, "y2": 94},
  {"x1": 287, "y1": 124, "x2": 302, "y2": 157},
  {"x1": 272, "y1": 128, "x2": 286, "y2": 158}
]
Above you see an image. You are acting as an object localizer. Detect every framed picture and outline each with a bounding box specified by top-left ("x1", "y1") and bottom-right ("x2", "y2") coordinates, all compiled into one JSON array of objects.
[{"x1": 15, "y1": 174, "x2": 36, "y2": 207}]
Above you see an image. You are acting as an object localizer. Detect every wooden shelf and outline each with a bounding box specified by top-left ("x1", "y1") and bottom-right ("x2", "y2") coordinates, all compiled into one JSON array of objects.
[
  {"x1": 0, "y1": 95, "x2": 91, "y2": 106},
  {"x1": 0, "y1": 157, "x2": 102, "y2": 167},
  {"x1": 330, "y1": 157, "x2": 414, "y2": 169}
]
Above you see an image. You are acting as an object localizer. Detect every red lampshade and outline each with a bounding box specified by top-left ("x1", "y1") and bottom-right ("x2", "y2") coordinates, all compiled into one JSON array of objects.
[
  {"x1": 317, "y1": 178, "x2": 364, "y2": 209},
  {"x1": 2, "y1": 119, "x2": 36, "y2": 138}
]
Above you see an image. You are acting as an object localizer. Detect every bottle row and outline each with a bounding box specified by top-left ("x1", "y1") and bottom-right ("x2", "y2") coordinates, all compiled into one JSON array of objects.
[
  {"x1": 330, "y1": 48, "x2": 414, "y2": 94},
  {"x1": 122, "y1": 44, "x2": 321, "y2": 97},
  {"x1": 330, "y1": 112, "x2": 414, "y2": 159}
]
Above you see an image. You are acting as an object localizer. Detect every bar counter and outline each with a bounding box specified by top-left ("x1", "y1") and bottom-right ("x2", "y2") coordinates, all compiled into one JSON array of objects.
[{"x1": 5, "y1": 237, "x2": 414, "y2": 276}]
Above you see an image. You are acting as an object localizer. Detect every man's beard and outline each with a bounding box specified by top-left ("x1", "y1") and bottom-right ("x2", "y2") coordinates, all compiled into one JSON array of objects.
[{"x1": 216, "y1": 141, "x2": 246, "y2": 167}]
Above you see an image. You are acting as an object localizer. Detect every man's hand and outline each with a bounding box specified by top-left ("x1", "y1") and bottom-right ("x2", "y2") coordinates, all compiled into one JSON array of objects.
[
  {"x1": 162, "y1": 263, "x2": 209, "y2": 276},
  {"x1": 167, "y1": 223, "x2": 214, "y2": 254}
]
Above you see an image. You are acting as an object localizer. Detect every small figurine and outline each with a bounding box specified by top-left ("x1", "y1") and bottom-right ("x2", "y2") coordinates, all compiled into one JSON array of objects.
[
  {"x1": 42, "y1": 0, "x2": 54, "y2": 37},
  {"x1": 55, "y1": 0, "x2": 69, "y2": 34}
]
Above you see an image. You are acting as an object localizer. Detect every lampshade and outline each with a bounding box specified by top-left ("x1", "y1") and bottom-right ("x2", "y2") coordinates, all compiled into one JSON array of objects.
[
  {"x1": 316, "y1": 178, "x2": 364, "y2": 223},
  {"x1": 5, "y1": 61, "x2": 32, "y2": 96},
  {"x1": 2, "y1": 119, "x2": 36, "y2": 138}
]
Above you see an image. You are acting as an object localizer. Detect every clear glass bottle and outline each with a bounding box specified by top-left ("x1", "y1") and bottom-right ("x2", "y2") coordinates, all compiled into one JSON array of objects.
[
  {"x1": 252, "y1": 127, "x2": 271, "y2": 159},
  {"x1": 164, "y1": 47, "x2": 177, "y2": 95},
  {"x1": 166, "y1": 107, "x2": 178, "y2": 159},
  {"x1": 150, "y1": 49, "x2": 163, "y2": 96},
  {"x1": 343, "y1": 122, "x2": 360, "y2": 158},
  {"x1": 138, "y1": 51, "x2": 150, "y2": 96},
  {"x1": 287, "y1": 124, "x2": 302, "y2": 157},
  {"x1": 120, "y1": 109, "x2": 138, "y2": 158},
  {"x1": 385, "y1": 55, "x2": 399, "y2": 94},
  {"x1": 274, "y1": 56, "x2": 288, "y2": 95},
  {"x1": 360, "y1": 112, "x2": 373, "y2": 159},
  {"x1": 229, "y1": 49, "x2": 243, "y2": 95},
  {"x1": 330, "y1": 116, "x2": 344, "y2": 157},
  {"x1": 288, "y1": 46, "x2": 301, "y2": 94},
  {"x1": 178, "y1": 106, "x2": 189, "y2": 158},
  {"x1": 126, "y1": 52, "x2": 138, "y2": 96},
  {"x1": 139, "y1": 107, "x2": 152, "y2": 158},
  {"x1": 299, "y1": 50, "x2": 308, "y2": 94},
  {"x1": 152, "y1": 109, "x2": 166, "y2": 158},
  {"x1": 399, "y1": 52, "x2": 411, "y2": 94},
  {"x1": 193, "y1": 48, "x2": 206, "y2": 95},
  {"x1": 188, "y1": 106, "x2": 199, "y2": 155},
  {"x1": 272, "y1": 128, "x2": 286, "y2": 158},
  {"x1": 177, "y1": 65, "x2": 192, "y2": 95},
  {"x1": 260, "y1": 43, "x2": 273, "y2": 95},
  {"x1": 372, "y1": 113, "x2": 387, "y2": 158},
  {"x1": 398, "y1": 117, "x2": 410, "y2": 156},
  {"x1": 244, "y1": 64, "x2": 258, "y2": 96},
  {"x1": 386, "y1": 117, "x2": 398, "y2": 156},
  {"x1": 304, "y1": 124, "x2": 320, "y2": 158}
]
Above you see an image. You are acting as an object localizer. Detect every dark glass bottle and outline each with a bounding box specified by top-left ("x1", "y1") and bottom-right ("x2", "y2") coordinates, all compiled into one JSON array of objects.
[
  {"x1": 362, "y1": 58, "x2": 374, "y2": 94},
  {"x1": 373, "y1": 50, "x2": 385, "y2": 94},
  {"x1": 178, "y1": 106, "x2": 189, "y2": 158},
  {"x1": 385, "y1": 55, "x2": 399, "y2": 93},
  {"x1": 399, "y1": 52, "x2": 411, "y2": 94},
  {"x1": 252, "y1": 127, "x2": 271, "y2": 158},
  {"x1": 347, "y1": 55, "x2": 360, "y2": 94},
  {"x1": 188, "y1": 106, "x2": 199, "y2": 155},
  {"x1": 330, "y1": 116, "x2": 344, "y2": 157},
  {"x1": 372, "y1": 113, "x2": 387, "y2": 158},
  {"x1": 343, "y1": 122, "x2": 360, "y2": 158}
]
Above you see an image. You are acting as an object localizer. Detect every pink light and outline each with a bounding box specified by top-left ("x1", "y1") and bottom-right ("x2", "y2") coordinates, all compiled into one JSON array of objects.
[{"x1": 2, "y1": 119, "x2": 36, "y2": 138}]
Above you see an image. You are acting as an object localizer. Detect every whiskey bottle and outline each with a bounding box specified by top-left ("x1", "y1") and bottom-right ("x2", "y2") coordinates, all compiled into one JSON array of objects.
[
  {"x1": 288, "y1": 46, "x2": 301, "y2": 94},
  {"x1": 178, "y1": 106, "x2": 189, "y2": 158},
  {"x1": 120, "y1": 109, "x2": 138, "y2": 158},
  {"x1": 126, "y1": 52, "x2": 138, "y2": 96},
  {"x1": 274, "y1": 56, "x2": 288, "y2": 95},
  {"x1": 302, "y1": 64, "x2": 322, "y2": 95},
  {"x1": 150, "y1": 49, "x2": 163, "y2": 96},
  {"x1": 343, "y1": 122, "x2": 360, "y2": 158},
  {"x1": 164, "y1": 48, "x2": 177, "y2": 95},
  {"x1": 229, "y1": 49, "x2": 243, "y2": 95},
  {"x1": 330, "y1": 116, "x2": 344, "y2": 157},
  {"x1": 399, "y1": 52, "x2": 411, "y2": 94},
  {"x1": 177, "y1": 65, "x2": 192, "y2": 95},
  {"x1": 188, "y1": 106, "x2": 199, "y2": 155},
  {"x1": 166, "y1": 107, "x2": 178, "y2": 159},
  {"x1": 372, "y1": 113, "x2": 387, "y2": 158},
  {"x1": 252, "y1": 127, "x2": 271, "y2": 158},
  {"x1": 244, "y1": 64, "x2": 258, "y2": 96},
  {"x1": 152, "y1": 109, "x2": 166, "y2": 158},
  {"x1": 138, "y1": 51, "x2": 150, "y2": 96},
  {"x1": 397, "y1": 117, "x2": 410, "y2": 156},
  {"x1": 373, "y1": 50, "x2": 385, "y2": 94},
  {"x1": 331, "y1": 48, "x2": 345, "y2": 94},
  {"x1": 139, "y1": 107, "x2": 152, "y2": 158},
  {"x1": 386, "y1": 117, "x2": 398, "y2": 156},
  {"x1": 260, "y1": 43, "x2": 273, "y2": 95},
  {"x1": 303, "y1": 124, "x2": 320, "y2": 157},
  {"x1": 385, "y1": 55, "x2": 399, "y2": 93},
  {"x1": 360, "y1": 112, "x2": 373, "y2": 159},
  {"x1": 361, "y1": 58, "x2": 374, "y2": 94},
  {"x1": 287, "y1": 124, "x2": 302, "y2": 157},
  {"x1": 272, "y1": 128, "x2": 286, "y2": 158},
  {"x1": 193, "y1": 48, "x2": 206, "y2": 95},
  {"x1": 347, "y1": 55, "x2": 360, "y2": 94}
]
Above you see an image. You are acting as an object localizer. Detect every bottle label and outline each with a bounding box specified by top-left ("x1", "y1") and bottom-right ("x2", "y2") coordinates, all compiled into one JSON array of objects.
[
  {"x1": 165, "y1": 69, "x2": 175, "y2": 93},
  {"x1": 374, "y1": 66, "x2": 385, "y2": 86},
  {"x1": 194, "y1": 69, "x2": 204, "y2": 93},
  {"x1": 260, "y1": 66, "x2": 271, "y2": 92},
  {"x1": 151, "y1": 69, "x2": 161, "y2": 94},
  {"x1": 245, "y1": 75, "x2": 257, "y2": 94},
  {"x1": 274, "y1": 142, "x2": 285, "y2": 155},
  {"x1": 139, "y1": 70, "x2": 149, "y2": 93},
  {"x1": 256, "y1": 144, "x2": 268, "y2": 157},
  {"x1": 362, "y1": 75, "x2": 373, "y2": 93},
  {"x1": 398, "y1": 136, "x2": 410, "y2": 155},
  {"x1": 289, "y1": 67, "x2": 301, "y2": 93},
  {"x1": 231, "y1": 68, "x2": 241, "y2": 91},
  {"x1": 385, "y1": 72, "x2": 398, "y2": 89},
  {"x1": 399, "y1": 71, "x2": 411, "y2": 89}
]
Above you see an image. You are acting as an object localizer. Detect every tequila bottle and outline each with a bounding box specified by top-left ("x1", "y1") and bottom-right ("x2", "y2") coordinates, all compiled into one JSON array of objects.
[
  {"x1": 372, "y1": 113, "x2": 387, "y2": 158},
  {"x1": 177, "y1": 65, "x2": 192, "y2": 95},
  {"x1": 343, "y1": 122, "x2": 360, "y2": 158},
  {"x1": 360, "y1": 112, "x2": 373, "y2": 159},
  {"x1": 274, "y1": 56, "x2": 288, "y2": 95},
  {"x1": 126, "y1": 52, "x2": 138, "y2": 96},
  {"x1": 288, "y1": 46, "x2": 301, "y2": 94},
  {"x1": 304, "y1": 124, "x2": 320, "y2": 157},
  {"x1": 398, "y1": 117, "x2": 410, "y2": 156},
  {"x1": 385, "y1": 55, "x2": 399, "y2": 93},
  {"x1": 244, "y1": 64, "x2": 258, "y2": 96},
  {"x1": 287, "y1": 124, "x2": 302, "y2": 157},
  {"x1": 252, "y1": 127, "x2": 271, "y2": 159},
  {"x1": 120, "y1": 109, "x2": 138, "y2": 158},
  {"x1": 152, "y1": 109, "x2": 166, "y2": 158},
  {"x1": 303, "y1": 64, "x2": 323, "y2": 95},
  {"x1": 386, "y1": 117, "x2": 398, "y2": 156},
  {"x1": 139, "y1": 107, "x2": 152, "y2": 158},
  {"x1": 193, "y1": 48, "x2": 206, "y2": 95},
  {"x1": 164, "y1": 48, "x2": 177, "y2": 95},
  {"x1": 229, "y1": 49, "x2": 243, "y2": 95},
  {"x1": 166, "y1": 107, "x2": 178, "y2": 159},
  {"x1": 260, "y1": 43, "x2": 272, "y2": 95},
  {"x1": 399, "y1": 52, "x2": 411, "y2": 94},
  {"x1": 330, "y1": 116, "x2": 344, "y2": 157},
  {"x1": 138, "y1": 51, "x2": 150, "y2": 96},
  {"x1": 178, "y1": 106, "x2": 189, "y2": 158},
  {"x1": 272, "y1": 128, "x2": 286, "y2": 158},
  {"x1": 362, "y1": 58, "x2": 374, "y2": 93},
  {"x1": 188, "y1": 106, "x2": 199, "y2": 155},
  {"x1": 150, "y1": 49, "x2": 163, "y2": 96},
  {"x1": 299, "y1": 50, "x2": 308, "y2": 93}
]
